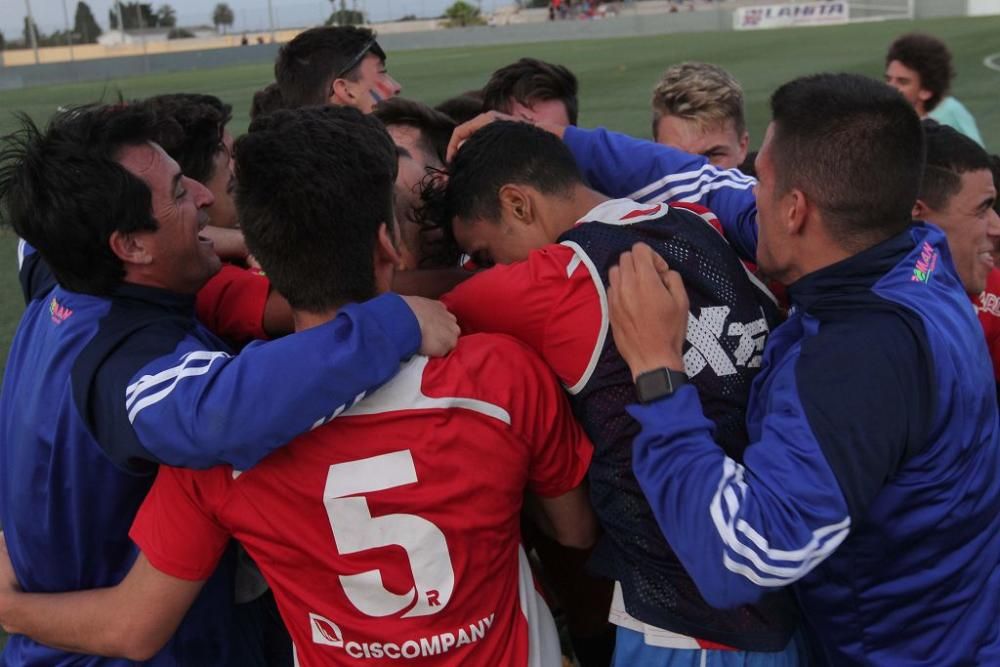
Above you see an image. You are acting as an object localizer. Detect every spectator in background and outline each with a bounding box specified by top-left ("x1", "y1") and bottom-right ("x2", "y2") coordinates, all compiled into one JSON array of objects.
[
  {"x1": 482, "y1": 58, "x2": 579, "y2": 126},
  {"x1": 885, "y1": 33, "x2": 984, "y2": 146},
  {"x1": 913, "y1": 121, "x2": 1000, "y2": 390},
  {"x1": 274, "y1": 26, "x2": 400, "y2": 112},
  {"x1": 651, "y1": 62, "x2": 749, "y2": 170}
]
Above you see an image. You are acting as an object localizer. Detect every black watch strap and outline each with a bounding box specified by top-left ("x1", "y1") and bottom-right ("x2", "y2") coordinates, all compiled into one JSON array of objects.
[{"x1": 635, "y1": 367, "x2": 688, "y2": 404}]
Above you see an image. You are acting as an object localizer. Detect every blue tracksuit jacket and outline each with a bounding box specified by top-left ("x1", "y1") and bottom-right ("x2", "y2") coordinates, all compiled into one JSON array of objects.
[{"x1": 563, "y1": 126, "x2": 1000, "y2": 664}]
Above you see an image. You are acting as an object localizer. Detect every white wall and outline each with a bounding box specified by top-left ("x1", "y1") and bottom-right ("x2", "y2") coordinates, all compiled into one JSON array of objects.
[{"x1": 968, "y1": 0, "x2": 1000, "y2": 16}]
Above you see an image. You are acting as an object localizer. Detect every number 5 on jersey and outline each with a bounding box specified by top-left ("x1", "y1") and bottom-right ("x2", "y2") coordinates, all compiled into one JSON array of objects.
[{"x1": 324, "y1": 450, "x2": 455, "y2": 618}]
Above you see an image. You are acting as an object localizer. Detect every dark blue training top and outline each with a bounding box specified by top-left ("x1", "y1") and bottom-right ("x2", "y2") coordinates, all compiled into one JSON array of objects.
[{"x1": 0, "y1": 277, "x2": 420, "y2": 665}]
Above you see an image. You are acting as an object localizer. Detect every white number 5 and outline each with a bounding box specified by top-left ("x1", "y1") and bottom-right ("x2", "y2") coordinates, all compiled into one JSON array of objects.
[{"x1": 323, "y1": 450, "x2": 455, "y2": 618}]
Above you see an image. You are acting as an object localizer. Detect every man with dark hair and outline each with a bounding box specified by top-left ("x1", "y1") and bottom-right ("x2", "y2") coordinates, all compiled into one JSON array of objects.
[
  {"x1": 15, "y1": 93, "x2": 291, "y2": 348},
  {"x1": 274, "y1": 26, "x2": 399, "y2": 112},
  {"x1": 0, "y1": 105, "x2": 596, "y2": 667},
  {"x1": 605, "y1": 73, "x2": 1000, "y2": 664},
  {"x1": 913, "y1": 122, "x2": 1000, "y2": 387},
  {"x1": 482, "y1": 58, "x2": 579, "y2": 126},
  {"x1": 249, "y1": 82, "x2": 285, "y2": 121},
  {"x1": 375, "y1": 96, "x2": 454, "y2": 167},
  {"x1": 0, "y1": 103, "x2": 456, "y2": 665},
  {"x1": 141, "y1": 93, "x2": 295, "y2": 347},
  {"x1": 447, "y1": 111, "x2": 758, "y2": 250},
  {"x1": 436, "y1": 121, "x2": 801, "y2": 666},
  {"x1": 885, "y1": 32, "x2": 983, "y2": 145},
  {"x1": 435, "y1": 90, "x2": 483, "y2": 125},
  {"x1": 374, "y1": 98, "x2": 457, "y2": 270}
]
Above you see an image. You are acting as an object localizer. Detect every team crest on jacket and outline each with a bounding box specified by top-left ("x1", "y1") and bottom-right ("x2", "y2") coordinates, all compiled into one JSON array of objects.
[
  {"x1": 49, "y1": 296, "x2": 73, "y2": 324},
  {"x1": 911, "y1": 242, "x2": 939, "y2": 283}
]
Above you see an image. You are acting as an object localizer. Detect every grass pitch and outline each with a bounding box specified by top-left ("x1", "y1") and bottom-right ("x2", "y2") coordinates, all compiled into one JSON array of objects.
[{"x1": 1, "y1": 14, "x2": 999, "y2": 374}]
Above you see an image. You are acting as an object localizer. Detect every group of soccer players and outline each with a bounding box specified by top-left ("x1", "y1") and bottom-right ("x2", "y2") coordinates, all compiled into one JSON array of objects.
[{"x1": 0, "y1": 22, "x2": 997, "y2": 667}]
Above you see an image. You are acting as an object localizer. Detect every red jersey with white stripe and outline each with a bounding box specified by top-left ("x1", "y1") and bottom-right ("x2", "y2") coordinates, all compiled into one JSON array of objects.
[
  {"x1": 130, "y1": 333, "x2": 592, "y2": 667},
  {"x1": 441, "y1": 199, "x2": 744, "y2": 389},
  {"x1": 975, "y1": 267, "x2": 1000, "y2": 381}
]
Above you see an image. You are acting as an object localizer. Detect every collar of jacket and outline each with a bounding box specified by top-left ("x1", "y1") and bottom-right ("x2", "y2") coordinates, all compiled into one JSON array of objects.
[{"x1": 786, "y1": 223, "x2": 928, "y2": 312}]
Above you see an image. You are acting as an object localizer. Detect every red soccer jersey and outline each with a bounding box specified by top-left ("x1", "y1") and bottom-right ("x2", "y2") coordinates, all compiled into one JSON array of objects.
[
  {"x1": 441, "y1": 198, "x2": 748, "y2": 390},
  {"x1": 196, "y1": 263, "x2": 271, "y2": 347},
  {"x1": 976, "y1": 267, "x2": 1000, "y2": 382},
  {"x1": 130, "y1": 334, "x2": 592, "y2": 667}
]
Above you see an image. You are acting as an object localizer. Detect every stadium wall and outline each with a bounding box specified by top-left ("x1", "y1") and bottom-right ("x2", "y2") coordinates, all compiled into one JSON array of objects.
[{"x1": 0, "y1": 0, "x2": 979, "y2": 90}]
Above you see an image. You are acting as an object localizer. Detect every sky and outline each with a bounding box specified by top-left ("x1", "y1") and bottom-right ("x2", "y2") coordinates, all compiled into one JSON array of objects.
[{"x1": 2, "y1": 0, "x2": 495, "y2": 39}]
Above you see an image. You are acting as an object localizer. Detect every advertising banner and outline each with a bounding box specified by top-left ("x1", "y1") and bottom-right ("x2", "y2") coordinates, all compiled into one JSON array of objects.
[{"x1": 734, "y1": 2, "x2": 851, "y2": 30}]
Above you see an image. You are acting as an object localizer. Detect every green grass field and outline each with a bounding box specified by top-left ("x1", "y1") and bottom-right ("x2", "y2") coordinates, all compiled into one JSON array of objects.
[{"x1": 1, "y1": 14, "x2": 999, "y2": 374}]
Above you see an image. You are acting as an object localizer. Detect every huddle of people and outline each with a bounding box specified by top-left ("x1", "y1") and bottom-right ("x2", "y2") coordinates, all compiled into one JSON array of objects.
[{"x1": 0, "y1": 22, "x2": 996, "y2": 667}]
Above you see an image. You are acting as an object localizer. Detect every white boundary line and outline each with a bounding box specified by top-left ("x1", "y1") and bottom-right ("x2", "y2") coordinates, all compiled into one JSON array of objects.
[{"x1": 984, "y1": 53, "x2": 1000, "y2": 73}]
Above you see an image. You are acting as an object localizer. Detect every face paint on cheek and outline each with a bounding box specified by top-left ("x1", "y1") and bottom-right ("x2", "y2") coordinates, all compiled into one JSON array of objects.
[{"x1": 370, "y1": 89, "x2": 384, "y2": 105}]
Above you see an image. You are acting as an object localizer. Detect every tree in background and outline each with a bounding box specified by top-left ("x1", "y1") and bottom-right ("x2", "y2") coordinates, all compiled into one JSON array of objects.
[
  {"x1": 443, "y1": 0, "x2": 485, "y2": 27},
  {"x1": 213, "y1": 3, "x2": 235, "y2": 34},
  {"x1": 0, "y1": 31, "x2": 6, "y2": 51},
  {"x1": 73, "y1": 2, "x2": 103, "y2": 43},
  {"x1": 109, "y1": 2, "x2": 158, "y2": 30},
  {"x1": 327, "y1": 0, "x2": 365, "y2": 27},
  {"x1": 22, "y1": 17, "x2": 40, "y2": 47},
  {"x1": 157, "y1": 4, "x2": 177, "y2": 28}
]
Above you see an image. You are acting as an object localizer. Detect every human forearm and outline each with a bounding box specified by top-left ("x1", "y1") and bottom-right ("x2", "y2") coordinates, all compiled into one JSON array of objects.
[
  {"x1": 0, "y1": 545, "x2": 204, "y2": 662},
  {"x1": 132, "y1": 293, "x2": 421, "y2": 469},
  {"x1": 628, "y1": 387, "x2": 852, "y2": 608},
  {"x1": 0, "y1": 587, "x2": 153, "y2": 660}
]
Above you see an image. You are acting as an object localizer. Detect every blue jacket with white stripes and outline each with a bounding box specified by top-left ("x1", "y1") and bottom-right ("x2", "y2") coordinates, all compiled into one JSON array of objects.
[
  {"x1": 0, "y1": 282, "x2": 420, "y2": 665},
  {"x1": 627, "y1": 223, "x2": 1000, "y2": 665},
  {"x1": 563, "y1": 126, "x2": 760, "y2": 262}
]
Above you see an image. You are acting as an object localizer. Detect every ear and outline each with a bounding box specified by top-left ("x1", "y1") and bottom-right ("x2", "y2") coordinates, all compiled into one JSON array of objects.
[
  {"x1": 738, "y1": 131, "x2": 750, "y2": 162},
  {"x1": 912, "y1": 199, "x2": 931, "y2": 221},
  {"x1": 329, "y1": 78, "x2": 354, "y2": 106},
  {"x1": 497, "y1": 184, "x2": 533, "y2": 226},
  {"x1": 784, "y1": 189, "x2": 810, "y2": 237},
  {"x1": 109, "y1": 230, "x2": 153, "y2": 266},
  {"x1": 375, "y1": 222, "x2": 403, "y2": 269},
  {"x1": 917, "y1": 88, "x2": 933, "y2": 104}
]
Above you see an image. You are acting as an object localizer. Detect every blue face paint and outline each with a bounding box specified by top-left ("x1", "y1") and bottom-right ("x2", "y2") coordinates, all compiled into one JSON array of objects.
[{"x1": 370, "y1": 89, "x2": 384, "y2": 105}]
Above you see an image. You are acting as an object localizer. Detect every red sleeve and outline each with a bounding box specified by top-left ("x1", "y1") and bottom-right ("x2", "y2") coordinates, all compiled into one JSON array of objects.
[
  {"x1": 977, "y1": 270, "x2": 1000, "y2": 382},
  {"x1": 504, "y1": 340, "x2": 594, "y2": 498},
  {"x1": 441, "y1": 244, "x2": 604, "y2": 388},
  {"x1": 196, "y1": 264, "x2": 271, "y2": 347},
  {"x1": 129, "y1": 466, "x2": 232, "y2": 581}
]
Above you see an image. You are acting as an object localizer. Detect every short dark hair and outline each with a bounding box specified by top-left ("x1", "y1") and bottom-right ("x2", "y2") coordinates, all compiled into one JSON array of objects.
[
  {"x1": 235, "y1": 106, "x2": 397, "y2": 311},
  {"x1": 0, "y1": 104, "x2": 163, "y2": 295},
  {"x1": 374, "y1": 97, "x2": 456, "y2": 165},
  {"x1": 434, "y1": 91, "x2": 483, "y2": 125},
  {"x1": 769, "y1": 73, "x2": 924, "y2": 251},
  {"x1": 886, "y1": 33, "x2": 954, "y2": 112},
  {"x1": 919, "y1": 120, "x2": 992, "y2": 210},
  {"x1": 274, "y1": 26, "x2": 387, "y2": 109},
  {"x1": 482, "y1": 58, "x2": 579, "y2": 125},
  {"x1": 139, "y1": 93, "x2": 232, "y2": 184},
  {"x1": 250, "y1": 82, "x2": 286, "y2": 121},
  {"x1": 444, "y1": 120, "x2": 583, "y2": 224}
]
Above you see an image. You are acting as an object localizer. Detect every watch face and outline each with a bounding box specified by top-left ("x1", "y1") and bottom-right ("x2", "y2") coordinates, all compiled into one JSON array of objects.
[
  {"x1": 636, "y1": 368, "x2": 687, "y2": 404},
  {"x1": 636, "y1": 369, "x2": 672, "y2": 404}
]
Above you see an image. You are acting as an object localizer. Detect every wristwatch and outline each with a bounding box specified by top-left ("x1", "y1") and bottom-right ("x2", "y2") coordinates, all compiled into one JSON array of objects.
[{"x1": 635, "y1": 368, "x2": 688, "y2": 404}]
